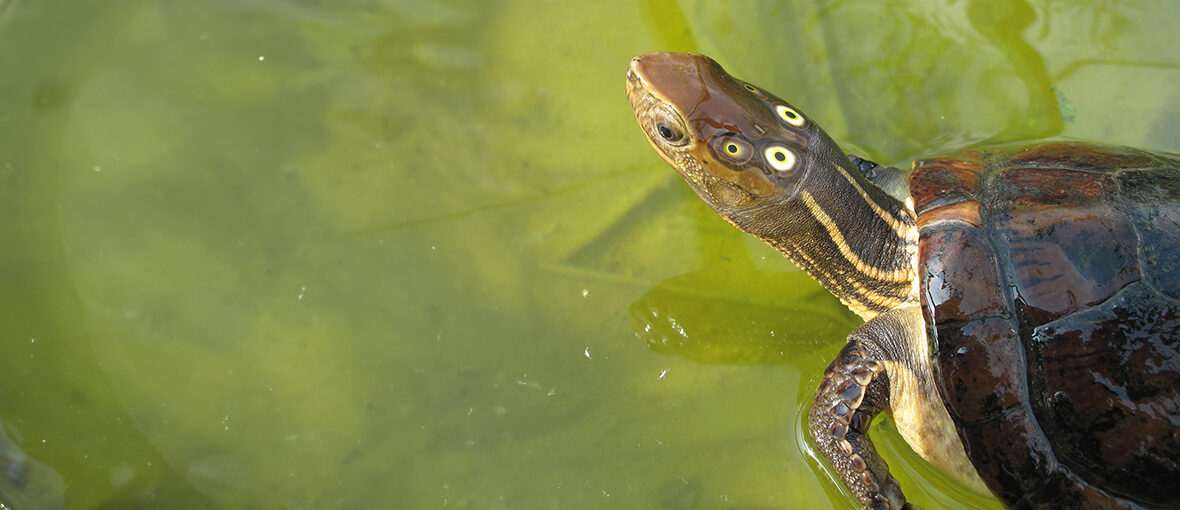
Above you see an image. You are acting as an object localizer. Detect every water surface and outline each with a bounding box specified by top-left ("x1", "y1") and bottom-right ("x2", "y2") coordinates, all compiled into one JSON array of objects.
[{"x1": 1, "y1": 0, "x2": 1177, "y2": 508}]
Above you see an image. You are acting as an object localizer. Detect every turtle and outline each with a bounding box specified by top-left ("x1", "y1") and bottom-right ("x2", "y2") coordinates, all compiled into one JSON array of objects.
[{"x1": 624, "y1": 51, "x2": 1180, "y2": 509}]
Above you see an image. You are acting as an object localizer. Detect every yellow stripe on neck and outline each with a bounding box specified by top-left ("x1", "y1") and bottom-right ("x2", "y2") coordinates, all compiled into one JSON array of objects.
[
  {"x1": 832, "y1": 163, "x2": 919, "y2": 245},
  {"x1": 799, "y1": 190, "x2": 915, "y2": 284},
  {"x1": 781, "y1": 242, "x2": 907, "y2": 320}
]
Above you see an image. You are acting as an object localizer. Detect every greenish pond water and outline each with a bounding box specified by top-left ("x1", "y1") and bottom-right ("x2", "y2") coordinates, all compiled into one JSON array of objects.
[{"x1": 0, "y1": 0, "x2": 1177, "y2": 508}]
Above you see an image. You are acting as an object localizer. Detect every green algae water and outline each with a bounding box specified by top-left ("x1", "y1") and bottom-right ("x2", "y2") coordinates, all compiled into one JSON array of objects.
[{"x1": 0, "y1": 1, "x2": 1177, "y2": 508}]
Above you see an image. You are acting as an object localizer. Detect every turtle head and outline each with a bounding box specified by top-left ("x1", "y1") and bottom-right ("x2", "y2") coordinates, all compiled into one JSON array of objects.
[
  {"x1": 627, "y1": 52, "x2": 920, "y2": 321},
  {"x1": 626, "y1": 52, "x2": 848, "y2": 218}
]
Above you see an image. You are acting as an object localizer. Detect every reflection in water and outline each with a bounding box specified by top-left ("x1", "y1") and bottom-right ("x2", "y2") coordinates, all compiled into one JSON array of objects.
[
  {"x1": 631, "y1": 268, "x2": 856, "y2": 365},
  {"x1": 0, "y1": 425, "x2": 63, "y2": 510},
  {"x1": 967, "y1": 0, "x2": 1063, "y2": 142}
]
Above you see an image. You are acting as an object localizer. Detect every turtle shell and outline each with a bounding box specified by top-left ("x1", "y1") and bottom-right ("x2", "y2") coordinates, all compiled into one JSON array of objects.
[{"x1": 912, "y1": 141, "x2": 1180, "y2": 507}]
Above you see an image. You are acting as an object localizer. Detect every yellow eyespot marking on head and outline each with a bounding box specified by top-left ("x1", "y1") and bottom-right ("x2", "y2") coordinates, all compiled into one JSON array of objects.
[
  {"x1": 740, "y1": 83, "x2": 767, "y2": 99},
  {"x1": 775, "y1": 105, "x2": 806, "y2": 127},
  {"x1": 713, "y1": 136, "x2": 754, "y2": 165},
  {"x1": 765, "y1": 146, "x2": 796, "y2": 172}
]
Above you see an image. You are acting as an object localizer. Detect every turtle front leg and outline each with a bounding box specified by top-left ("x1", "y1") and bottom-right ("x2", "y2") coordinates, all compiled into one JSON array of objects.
[
  {"x1": 810, "y1": 332, "x2": 908, "y2": 509},
  {"x1": 845, "y1": 154, "x2": 908, "y2": 202}
]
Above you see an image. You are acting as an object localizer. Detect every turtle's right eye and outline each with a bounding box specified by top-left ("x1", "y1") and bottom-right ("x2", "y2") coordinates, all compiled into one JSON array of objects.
[
  {"x1": 657, "y1": 124, "x2": 675, "y2": 140},
  {"x1": 647, "y1": 105, "x2": 689, "y2": 147},
  {"x1": 652, "y1": 120, "x2": 687, "y2": 146}
]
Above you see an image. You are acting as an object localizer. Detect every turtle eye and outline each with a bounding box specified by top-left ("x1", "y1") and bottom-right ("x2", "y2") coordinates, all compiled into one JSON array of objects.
[
  {"x1": 764, "y1": 145, "x2": 797, "y2": 172},
  {"x1": 645, "y1": 104, "x2": 690, "y2": 147},
  {"x1": 775, "y1": 105, "x2": 806, "y2": 128},
  {"x1": 652, "y1": 121, "x2": 687, "y2": 146}
]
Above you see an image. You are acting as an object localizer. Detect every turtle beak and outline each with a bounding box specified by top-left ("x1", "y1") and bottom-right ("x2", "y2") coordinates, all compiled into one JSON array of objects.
[
  {"x1": 626, "y1": 56, "x2": 642, "y2": 83},
  {"x1": 625, "y1": 56, "x2": 650, "y2": 111}
]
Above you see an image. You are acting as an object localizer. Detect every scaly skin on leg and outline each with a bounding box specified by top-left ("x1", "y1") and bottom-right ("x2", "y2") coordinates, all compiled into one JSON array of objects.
[
  {"x1": 810, "y1": 306, "x2": 989, "y2": 509},
  {"x1": 809, "y1": 330, "x2": 909, "y2": 510}
]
